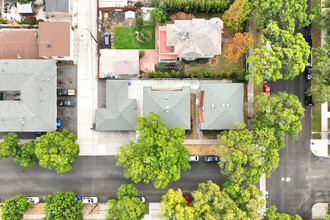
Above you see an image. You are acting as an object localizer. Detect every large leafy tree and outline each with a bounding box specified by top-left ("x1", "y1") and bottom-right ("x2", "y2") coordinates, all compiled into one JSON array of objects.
[
  {"x1": 0, "y1": 133, "x2": 19, "y2": 159},
  {"x1": 265, "y1": 205, "x2": 302, "y2": 220},
  {"x1": 13, "y1": 140, "x2": 37, "y2": 167},
  {"x1": 160, "y1": 188, "x2": 195, "y2": 220},
  {"x1": 222, "y1": 0, "x2": 252, "y2": 32},
  {"x1": 309, "y1": 45, "x2": 330, "y2": 103},
  {"x1": 35, "y1": 129, "x2": 79, "y2": 173},
  {"x1": 218, "y1": 124, "x2": 279, "y2": 184},
  {"x1": 248, "y1": 22, "x2": 310, "y2": 84},
  {"x1": 254, "y1": 92, "x2": 305, "y2": 142},
  {"x1": 253, "y1": 0, "x2": 309, "y2": 32},
  {"x1": 43, "y1": 191, "x2": 84, "y2": 220},
  {"x1": 224, "y1": 32, "x2": 253, "y2": 62},
  {"x1": 0, "y1": 195, "x2": 32, "y2": 220},
  {"x1": 116, "y1": 112, "x2": 191, "y2": 189},
  {"x1": 150, "y1": 8, "x2": 166, "y2": 25},
  {"x1": 106, "y1": 184, "x2": 147, "y2": 220}
]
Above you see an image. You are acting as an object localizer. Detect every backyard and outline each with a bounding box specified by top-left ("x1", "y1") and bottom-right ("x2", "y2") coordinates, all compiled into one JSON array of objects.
[{"x1": 113, "y1": 26, "x2": 155, "y2": 49}]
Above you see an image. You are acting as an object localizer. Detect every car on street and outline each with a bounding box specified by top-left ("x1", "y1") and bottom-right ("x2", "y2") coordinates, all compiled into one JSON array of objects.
[
  {"x1": 56, "y1": 118, "x2": 62, "y2": 127},
  {"x1": 135, "y1": 196, "x2": 146, "y2": 203},
  {"x1": 82, "y1": 197, "x2": 98, "y2": 204},
  {"x1": 305, "y1": 92, "x2": 313, "y2": 108},
  {"x1": 184, "y1": 196, "x2": 190, "y2": 204},
  {"x1": 57, "y1": 89, "x2": 75, "y2": 96},
  {"x1": 305, "y1": 64, "x2": 312, "y2": 80},
  {"x1": 204, "y1": 156, "x2": 219, "y2": 162},
  {"x1": 58, "y1": 100, "x2": 75, "y2": 107},
  {"x1": 263, "y1": 81, "x2": 271, "y2": 97},
  {"x1": 304, "y1": 35, "x2": 312, "y2": 48},
  {"x1": 27, "y1": 197, "x2": 40, "y2": 204},
  {"x1": 189, "y1": 155, "x2": 199, "y2": 162}
]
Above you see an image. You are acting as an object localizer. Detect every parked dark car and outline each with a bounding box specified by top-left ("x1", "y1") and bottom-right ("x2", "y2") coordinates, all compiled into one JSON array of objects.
[
  {"x1": 104, "y1": 32, "x2": 110, "y2": 48},
  {"x1": 305, "y1": 64, "x2": 312, "y2": 80},
  {"x1": 263, "y1": 81, "x2": 271, "y2": 97},
  {"x1": 304, "y1": 35, "x2": 312, "y2": 48},
  {"x1": 58, "y1": 100, "x2": 75, "y2": 107},
  {"x1": 305, "y1": 91, "x2": 313, "y2": 108},
  {"x1": 204, "y1": 156, "x2": 219, "y2": 162}
]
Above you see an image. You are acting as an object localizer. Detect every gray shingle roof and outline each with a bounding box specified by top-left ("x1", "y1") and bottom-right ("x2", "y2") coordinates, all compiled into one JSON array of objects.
[
  {"x1": 45, "y1": 0, "x2": 69, "y2": 13},
  {"x1": 200, "y1": 83, "x2": 243, "y2": 130},
  {"x1": 143, "y1": 87, "x2": 191, "y2": 129},
  {"x1": 166, "y1": 18, "x2": 223, "y2": 59},
  {"x1": 0, "y1": 60, "x2": 57, "y2": 132},
  {"x1": 95, "y1": 80, "x2": 136, "y2": 131}
]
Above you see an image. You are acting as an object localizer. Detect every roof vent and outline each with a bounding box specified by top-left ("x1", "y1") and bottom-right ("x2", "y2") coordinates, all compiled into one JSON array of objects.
[
  {"x1": 166, "y1": 105, "x2": 169, "y2": 109},
  {"x1": 215, "y1": 115, "x2": 218, "y2": 118},
  {"x1": 165, "y1": 96, "x2": 169, "y2": 100},
  {"x1": 222, "y1": 104, "x2": 225, "y2": 106},
  {"x1": 211, "y1": 104, "x2": 215, "y2": 109},
  {"x1": 227, "y1": 104, "x2": 230, "y2": 107},
  {"x1": 166, "y1": 110, "x2": 169, "y2": 113},
  {"x1": 21, "y1": 118, "x2": 25, "y2": 125}
]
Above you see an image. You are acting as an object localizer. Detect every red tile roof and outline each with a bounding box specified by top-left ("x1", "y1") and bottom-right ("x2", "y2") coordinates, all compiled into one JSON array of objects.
[
  {"x1": 39, "y1": 22, "x2": 70, "y2": 57},
  {"x1": 0, "y1": 29, "x2": 39, "y2": 59}
]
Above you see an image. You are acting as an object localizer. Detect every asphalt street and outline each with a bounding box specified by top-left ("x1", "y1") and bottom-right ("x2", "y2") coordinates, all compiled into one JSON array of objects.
[
  {"x1": 0, "y1": 156, "x2": 228, "y2": 203},
  {"x1": 267, "y1": 68, "x2": 330, "y2": 218}
]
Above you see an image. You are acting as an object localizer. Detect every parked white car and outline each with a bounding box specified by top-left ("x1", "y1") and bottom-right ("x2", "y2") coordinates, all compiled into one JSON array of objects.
[
  {"x1": 135, "y1": 196, "x2": 146, "y2": 203},
  {"x1": 82, "y1": 197, "x2": 98, "y2": 204},
  {"x1": 27, "y1": 197, "x2": 40, "y2": 204},
  {"x1": 189, "y1": 155, "x2": 199, "y2": 162}
]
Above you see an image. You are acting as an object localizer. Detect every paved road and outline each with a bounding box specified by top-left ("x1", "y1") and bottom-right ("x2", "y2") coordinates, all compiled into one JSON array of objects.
[
  {"x1": 0, "y1": 156, "x2": 227, "y2": 203},
  {"x1": 267, "y1": 67, "x2": 330, "y2": 219}
]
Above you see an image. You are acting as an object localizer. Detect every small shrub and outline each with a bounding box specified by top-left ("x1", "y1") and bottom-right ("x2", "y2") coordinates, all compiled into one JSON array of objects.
[
  {"x1": 163, "y1": 72, "x2": 169, "y2": 78},
  {"x1": 0, "y1": 18, "x2": 7, "y2": 24},
  {"x1": 139, "y1": 50, "x2": 145, "y2": 58},
  {"x1": 159, "y1": 62, "x2": 167, "y2": 69},
  {"x1": 180, "y1": 62, "x2": 185, "y2": 74},
  {"x1": 134, "y1": 1, "x2": 143, "y2": 7},
  {"x1": 197, "y1": 72, "x2": 204, "y2": 79},
  {"x1": 147, "y1": 71, "x2": 154, "y2": 78},
  {"x1": 170, "y1": 69, "x2": 176, "y2": 78},
  {"x1": 19, "y1": 19, "x2": 26, "y2": 24},
  {"x1": 136, "y1": 17, "x2": 143, "y2": 26},
  {"x1": 211, "y1": 72, "x2": 218, "y2": 78}
]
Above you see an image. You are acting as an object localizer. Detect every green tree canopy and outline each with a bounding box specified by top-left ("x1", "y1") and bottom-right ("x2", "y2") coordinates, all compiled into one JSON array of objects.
[
  {"x1": 248, "y1": 22, "x2": 310, "y2": 84},
  {"x1": 116, "y1": 112, "x2": 191, "y2": 189},
  {"x1": 160, "y1": 188, "x2": 195, "y2": 220},
  {"x1": 253, "y1": 0, "x2": 309, "y2": 32},
  {"x1": 309, "y1": 44, "x2": 330, "y2": 103},
  {"x1": 222, "y1": 0, "x2": 252, "y2": 32},
  {"x1": 254, "y1": 92, "x2": 305, "y2": 142},
  {"x1": 35, "y1": 129, "x2": 80, "y2": 173},
  {"x1": 0, "y1": 195, "x2": 32, "y2": 220},
  {"x1": 13, "y1": 140, "x2": 37, "y2": 167},
  {"x1": 218, "y1": 124, "x2": 279, "y2": 184},
  {"x1": 265, "y1": 205, "x2": 302, "y2": 220},
  {"x1": 150, "y1": 8, "x2": 166, "y2": 25},
  {"x1": 105, "y1": 184, "x2": 147, "y2": 220},
  {"x1": 43, "y1": 191, "x2": 84, "y2": 220},
  {"x1": 0, "y1": 133, "x2": 19, "y2": 159}
]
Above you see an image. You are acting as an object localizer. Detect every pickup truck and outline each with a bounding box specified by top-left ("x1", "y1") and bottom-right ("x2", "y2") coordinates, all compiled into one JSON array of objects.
[{"x1": 57, "y1": 89, "x2": 75, "y2": 96}]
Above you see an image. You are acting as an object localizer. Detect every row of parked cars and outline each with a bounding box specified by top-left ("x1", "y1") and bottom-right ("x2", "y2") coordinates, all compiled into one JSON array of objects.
[
  {"x1": 189, "y1": 155, "x2": 219, "y2": 162},
  {"x1": 57, "y1": 89, "x2": 76, "y2": 107}
]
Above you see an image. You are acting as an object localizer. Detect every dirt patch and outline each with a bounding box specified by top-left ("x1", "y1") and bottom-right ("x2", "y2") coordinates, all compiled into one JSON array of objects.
[
  {"x1": 185, "y1": 144, "x2": 226, "y2": 155},
  {"x1": 185, "y1": 94, "x2": 199, "y2": 139},
  {"x1": 170, "y1": 12, "x2": 195, "y2": 21}
]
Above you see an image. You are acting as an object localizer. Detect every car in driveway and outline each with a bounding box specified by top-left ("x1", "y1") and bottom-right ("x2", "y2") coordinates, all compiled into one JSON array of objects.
[
  {"x1": 204, "y1": 156, "x2": 219, "y2": 162},
  {"x1": 263, "y1": 81, "x2": 271, "y2": 97},
  {"x1": 57, "y1": 89, "x2": 75, "y2": 96},
  {"x1": 305, "y1": 64, "x2": 312, "y2": 80},
  {"x1": 27, "y1": 197, "x2": 40, "y2": 204},
  {"x1": 82, "y1": 197, "x2": 98, "y2": 204},
  {"x1": 189, "y1": 155, "x2": 199, "y2": 162},
  {"x1": 104, "y1": 32, "x2": 110, "y2": 48},
  {"x1": 58, "y1": 100, "x2": 75, "y2": 107},
  {"x1": 305, "y1": 91, "x2": 313, "y2": 108},
  {"x1": 135, "y1": 196, "x2": 146, "y2": 203}
]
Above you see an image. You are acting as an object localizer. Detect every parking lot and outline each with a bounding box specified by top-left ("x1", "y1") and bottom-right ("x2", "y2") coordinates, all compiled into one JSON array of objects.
[{"x1": 57, "y1": 65, "x2": 78, "y2": 136}]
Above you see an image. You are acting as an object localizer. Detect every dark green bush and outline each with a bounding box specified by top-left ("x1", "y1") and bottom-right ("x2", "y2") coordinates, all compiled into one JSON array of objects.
[
  {"x1": 136, "y1": 17, "x2": 143, "y2": 26},
  {"x1": 139, "y1": 50, "x2": 145, "y2": 58},
  {"x1": 159, "y1": 62, "x2": 167, "y2": 69}
]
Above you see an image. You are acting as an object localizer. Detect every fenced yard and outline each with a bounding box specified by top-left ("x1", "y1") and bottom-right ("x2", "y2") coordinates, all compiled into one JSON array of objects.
[{"x1": 113, "y1": 26, "x2": 155, "y2": 49}]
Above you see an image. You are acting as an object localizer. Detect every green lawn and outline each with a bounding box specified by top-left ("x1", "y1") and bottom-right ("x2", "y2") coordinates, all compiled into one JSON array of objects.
[
  {"x1": 312, "y1": 103, "x2": 321, "y2": 139},
  {"x1": 113, "y1": 26, "x2": 155, "y2": 49}
]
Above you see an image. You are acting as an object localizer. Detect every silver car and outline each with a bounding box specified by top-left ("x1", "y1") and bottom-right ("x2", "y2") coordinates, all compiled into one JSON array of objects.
[{"x1": 189, "y1": 155, "x2": 199, "y2": 162}]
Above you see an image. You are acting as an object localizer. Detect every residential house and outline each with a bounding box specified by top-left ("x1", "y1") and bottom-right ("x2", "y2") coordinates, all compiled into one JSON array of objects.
[
  {"x1": 199, "y1": 83, "x2": 243, "y2": 130},
  {"x1": 159, "y1": 18, "x2": 223, "y2": 63},
  {"x1": 143, "y1": 86, "x2": 191, "y2": 129},
  {"x1": 95, "y1": 80, "x2": 136, "y2": 131},
  {"x1": 0, "y1": 60, "x2": 57, "y2": 132}
]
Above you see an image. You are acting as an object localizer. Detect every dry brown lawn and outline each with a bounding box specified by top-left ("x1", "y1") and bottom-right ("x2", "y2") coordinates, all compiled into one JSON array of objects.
[{"x1": 185, "y1": 144, "x2": 227, "y2": 155}]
